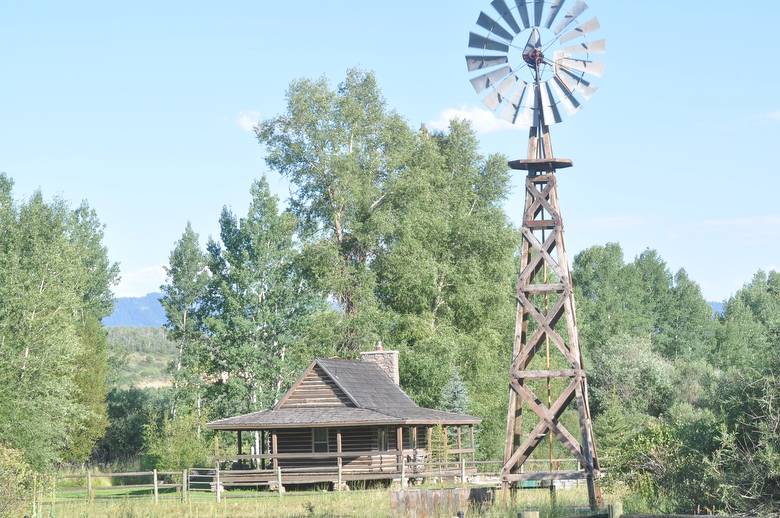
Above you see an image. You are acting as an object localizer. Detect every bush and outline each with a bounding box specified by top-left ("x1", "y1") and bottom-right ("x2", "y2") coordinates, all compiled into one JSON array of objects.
[
  {"x1": 141, "y1": 412, "x2": 210, "y2": 470},
  {"x1": 0, "y1": 445, "x2": 34, "y2": 517}
]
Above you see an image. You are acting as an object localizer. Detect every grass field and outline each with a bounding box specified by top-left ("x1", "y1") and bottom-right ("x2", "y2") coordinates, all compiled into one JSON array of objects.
[{"x1": 35, "y1": 485, "x2": 612, "y2": 518}]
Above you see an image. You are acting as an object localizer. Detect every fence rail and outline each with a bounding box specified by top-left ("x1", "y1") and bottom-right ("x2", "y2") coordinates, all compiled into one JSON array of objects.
[{"x1": 50, "y1": 456, "x2": 587, "y2": 504}]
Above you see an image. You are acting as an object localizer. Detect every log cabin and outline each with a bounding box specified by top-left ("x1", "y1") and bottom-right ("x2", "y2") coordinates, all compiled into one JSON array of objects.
[{"x1": 207, "y1": 344, "x2": 480, "y2": 488}]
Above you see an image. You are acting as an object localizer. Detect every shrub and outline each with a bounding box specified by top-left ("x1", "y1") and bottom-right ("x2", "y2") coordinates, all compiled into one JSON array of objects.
[
  {"x1": 0, "y1": 444, "x2": 34, "y2": 517},
  {"x1": 141, "y1": 412, "x2": 210, "y2": 470}
]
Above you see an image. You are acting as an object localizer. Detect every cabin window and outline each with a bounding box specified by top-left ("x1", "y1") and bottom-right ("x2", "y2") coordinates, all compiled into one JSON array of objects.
[
  {"x1": 377, "y1": 427, "x2": 388, "y2": 451},
  {"x1": 312, "y1": 428, "x2": 329, "y2": 453}
]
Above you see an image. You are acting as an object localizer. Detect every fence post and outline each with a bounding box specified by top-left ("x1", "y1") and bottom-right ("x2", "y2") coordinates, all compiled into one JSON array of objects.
[
  {"x1": 86, "y1": 470, "x2": 93, "y2": 502},
  {"x1": 460, "y1": 457, "x2": 466, "y2": 485},
  {"x1": 182, "y1": 469, "x2": 188, "y2": 503},
  {"x1": 608, "y1": 502, "x2": 623, "y2": 518},
  {"x1": 400, "y1": 455, "x2": 407, "y2": 489},
  {"x1": 153, "y1": 468, "x2": 159, "y2": 504},
  {"x1": 276, "y1": 466, "x2": 284, "y2": 496},
  {"x1": 337, "y1": 457, "x2": 343, "y2": 491},
  {"x1": 215, "y1": 463, "x2": 221, "y2": 503}
]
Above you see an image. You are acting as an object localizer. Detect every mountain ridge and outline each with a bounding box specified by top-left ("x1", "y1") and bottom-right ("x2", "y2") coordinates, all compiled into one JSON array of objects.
[
  {"x1": 104, "y1": 292, "x2": 166, "y2": 328},
  {"x1": 105, "y1": 292, "x2": 728, "y2": 327}
]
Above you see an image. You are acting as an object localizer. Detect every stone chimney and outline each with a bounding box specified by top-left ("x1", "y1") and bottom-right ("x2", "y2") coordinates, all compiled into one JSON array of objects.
[{"x1": 360, "y1": 341, "x2": 400, "y2": 385}]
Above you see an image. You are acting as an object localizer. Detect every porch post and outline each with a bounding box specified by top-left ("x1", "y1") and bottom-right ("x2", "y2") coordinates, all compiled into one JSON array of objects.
[
  {"x1": 469, "y1": 425, "x2": 475, "y2": 465},
  {"x1": 456, "y1": 426, "x2": 463, "y2": 464},
  {"x1": 271, "y1": 430, "x2": 279, "y2": 470},
  {"x1": 237, "y1": 430, "x2": 242, "y2": 457},
  {"x1": 396, "y1": 426, "x2": 403, "y2": 473},
  {"x1": 260, "y1": 430, "x2": 266, "y2": 470},
  {"x1": 254, "y1": 431, "x2": 261, "y2": 469},
  {"x1": 336, "y1": 429, "x2": 343, "y2": 491}
]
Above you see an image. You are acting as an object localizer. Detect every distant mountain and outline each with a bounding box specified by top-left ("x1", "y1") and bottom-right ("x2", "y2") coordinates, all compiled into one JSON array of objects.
[
  {"x1": 104, "y1": 293, "x2": 166, "y2": 328},
  {"x1": 709, "y1": 301, "x2": 725, "y2": 316}
]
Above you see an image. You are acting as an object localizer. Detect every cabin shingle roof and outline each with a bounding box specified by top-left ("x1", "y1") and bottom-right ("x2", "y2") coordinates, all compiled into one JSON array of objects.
[
  {"x1": 207, "y1": 357, "x2": 480, "y2": 430},
  {"x1": 316, "y1": 358, "x2": 417, "y2": 410}
]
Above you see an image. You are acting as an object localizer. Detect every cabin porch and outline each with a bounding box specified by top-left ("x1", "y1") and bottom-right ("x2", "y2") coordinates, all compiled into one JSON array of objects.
[{"x1": 214, "y1": 423, "x2": 477, "y2": 489}]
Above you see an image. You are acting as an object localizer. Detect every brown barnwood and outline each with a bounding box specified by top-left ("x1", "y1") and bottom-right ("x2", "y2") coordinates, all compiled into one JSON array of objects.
[
  {"x1": 271, "y1": 431, "x2": 278, "y2": 470},
  {"x1": 514, "y1": 369, "x2": 583, "y2": 379},
  {"x1": 502, "y1": 118, "x2": 600, "y2": 510}
]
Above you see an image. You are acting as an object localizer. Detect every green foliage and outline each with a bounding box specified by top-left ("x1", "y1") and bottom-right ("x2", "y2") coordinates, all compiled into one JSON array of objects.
[
  {"x1": 64, "y1": 316, "x2": 110, "y2": 462},
  {"x1": 258, "y1": 69, "x2": 407, "y2": 353},
  {"x1": 195, "y1": 177, "x2": 329, "y2": 417},
  {"x1": 160, "y1": 222, "x2": 208, "y2": 414},
  {"x1": 91, "y1": 388, "x2": 172, "y2": 465},
  {"x1": 588, "y1": 334, "x2": 674, "y2": 416},
  {"x1": 440, "y1": 369, "x2": 469, "y2": 415},
  {"x1": 705, "y1": 372, "x2": 780, "y2": 515},
  {"x1": 426, "y1": 425, "x2": 449, "y2": 464},
  {"x1": 0, "y1": 444, "x2": 34, "y2": 518},
  {"x1": 0, "y1": 174, "x2": 117, "y2": 468},
  {"x1": 142, "y1": 412, "x2": 210, "y2": 470}
]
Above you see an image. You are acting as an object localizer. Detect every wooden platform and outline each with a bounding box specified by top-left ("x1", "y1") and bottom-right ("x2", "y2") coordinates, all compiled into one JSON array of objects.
[{"x1": 508, "y1": 158, "x2": 573, "y2": 171}]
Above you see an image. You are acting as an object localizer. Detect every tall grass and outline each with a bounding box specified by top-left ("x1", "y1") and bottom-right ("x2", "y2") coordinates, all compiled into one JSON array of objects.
[{"x1": 37, "y1": 486, "x2": 612, "y2": 518}]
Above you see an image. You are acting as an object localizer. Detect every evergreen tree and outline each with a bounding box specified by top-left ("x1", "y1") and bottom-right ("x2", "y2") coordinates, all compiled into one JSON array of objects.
[{"x1": 440, "y1": 369, "x2": 469, "y2": 415}]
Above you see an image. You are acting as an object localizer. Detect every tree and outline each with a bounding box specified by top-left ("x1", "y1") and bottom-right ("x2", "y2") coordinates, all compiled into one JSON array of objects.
[
  {"x1": 257, "y1": 69, "x2": 415, "y2": 353},
  {"x1": 195, "y1": 177, "x2": 327, "y2": 416},
  {"x1": 588, "y1": 334, "x2": 675, "y2": 417},
  {"x1": 160, "y1": 222, "x2": 208, "y2": 417},
  {"x1": 0, "y1": 175, "x2": 117, "y2": 467},
  {"x1": 63, "y1": 317, "x2": 110, "y2": 462},
  {"x1": 440, "y1": 368, "x2": 469, "y2": 415},
  {"x1": 714, "y1": 271, "x2": 780, "y2": 373}
]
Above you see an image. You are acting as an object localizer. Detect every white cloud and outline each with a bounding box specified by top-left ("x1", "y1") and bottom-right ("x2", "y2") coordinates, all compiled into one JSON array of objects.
[
  {"x1": 427, "y1": 106, "x2": 523, "y2": 134},
  {"x1": 114, "y1": 264, "x2": 167, "y2": 298},
  {"x1": 237, "y1": 110, "x2": 261, "y2": 133},
  {"x1": 767, "y1": 111, "x2": 780, "y2": 121}
]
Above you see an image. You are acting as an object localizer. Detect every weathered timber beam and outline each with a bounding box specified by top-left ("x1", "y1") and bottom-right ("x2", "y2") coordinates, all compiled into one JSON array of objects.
[
  {"x1": 525, "y1": 220, "x2": 557, "y2": 230},
  {"x1": 505, "y1": 470, "x2": 587, "y2": 482},
  {"x1": 509, "y1": 158, "x2": 573, "y2": 171},
  {"x1": 523, "y1": 283, "x2": 566, "y2": 294},
  {"x1": 514, "y1": 369, "x2": 583, "y2": 379}
]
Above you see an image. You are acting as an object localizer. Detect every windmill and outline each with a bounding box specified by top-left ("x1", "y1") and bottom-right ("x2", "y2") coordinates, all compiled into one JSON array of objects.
[{"x1": 465, "y1": 0, "x2": 605, "y2": 509}]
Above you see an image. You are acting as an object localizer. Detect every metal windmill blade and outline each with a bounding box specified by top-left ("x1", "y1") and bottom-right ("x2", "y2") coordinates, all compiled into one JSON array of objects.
[{"x1": 465, "y1": 0, "x2": 605, "y2": 126}]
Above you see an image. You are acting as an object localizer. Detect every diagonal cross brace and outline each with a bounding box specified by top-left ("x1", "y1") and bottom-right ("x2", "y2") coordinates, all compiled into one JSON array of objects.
[{"x1": 503, "y1": 378, "x2": 589, "y2": 472}]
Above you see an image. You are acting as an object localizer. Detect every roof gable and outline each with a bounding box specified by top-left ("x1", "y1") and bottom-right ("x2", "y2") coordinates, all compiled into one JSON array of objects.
[
  {"x1": 316, "y1": 359, "x2": 418, "y2": 410},
  {"x1": 277, "y1": 363, "x2": 356, "y2": 409}
]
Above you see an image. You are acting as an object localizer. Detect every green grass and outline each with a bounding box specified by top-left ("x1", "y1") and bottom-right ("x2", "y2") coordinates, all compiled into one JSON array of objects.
[{"x1": 37, "y1": 486, "x2": 615, "y2": 518}]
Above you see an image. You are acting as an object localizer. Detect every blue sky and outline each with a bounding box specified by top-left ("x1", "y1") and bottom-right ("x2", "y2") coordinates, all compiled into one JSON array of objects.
[{"x1": 2, "y1": 1, "x2": 779, "y2": 301}]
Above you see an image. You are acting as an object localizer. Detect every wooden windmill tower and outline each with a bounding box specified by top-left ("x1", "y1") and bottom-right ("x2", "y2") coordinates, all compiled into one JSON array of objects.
[{"x1": 465, "y1": 0, "x2": 605, "y2": 509}]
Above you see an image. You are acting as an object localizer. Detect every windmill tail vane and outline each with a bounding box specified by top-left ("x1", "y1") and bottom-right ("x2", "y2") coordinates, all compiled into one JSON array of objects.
[{"x1": 464, "y1": 0, "x2": 605, "y2": 509}]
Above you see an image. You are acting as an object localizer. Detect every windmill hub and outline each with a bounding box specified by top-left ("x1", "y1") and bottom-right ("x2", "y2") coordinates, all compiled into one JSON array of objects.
[
  {"x1": 522, "y1": 47, "x2": 544, "y2": 67},
  {"x1": 466, "y1": 0, "x2": 606, "y2": 125}
]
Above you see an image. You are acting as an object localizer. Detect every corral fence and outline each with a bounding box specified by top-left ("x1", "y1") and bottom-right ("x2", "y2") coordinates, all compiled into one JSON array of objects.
[{"x1": 44, "y1": 457, "x2": 586, "y2": 505}]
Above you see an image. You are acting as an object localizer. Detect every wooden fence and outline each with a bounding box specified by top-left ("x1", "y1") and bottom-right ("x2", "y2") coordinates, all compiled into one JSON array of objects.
[{"x1": 50, "y1": 457, "x2": 585, "y2": 504}]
